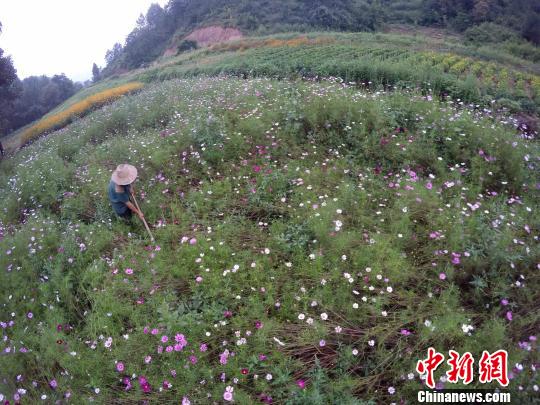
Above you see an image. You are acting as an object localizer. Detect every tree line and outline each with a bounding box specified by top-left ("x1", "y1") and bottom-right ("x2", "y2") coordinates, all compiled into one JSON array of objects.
[{"x1": 0, "y1": 22, "x2": 82, "y2": 138}]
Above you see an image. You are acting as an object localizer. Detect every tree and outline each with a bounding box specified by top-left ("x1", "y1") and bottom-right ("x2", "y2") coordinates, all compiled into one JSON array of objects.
[
  {"x1": 105, "y1": 43, "x2": 123, "y2": 65},
  {"x1": 92, "y1": 63, "x2": 101, "y2": 82},
  {"x1": 0, "y1": 20, "x2": 20, "y2": 135}
]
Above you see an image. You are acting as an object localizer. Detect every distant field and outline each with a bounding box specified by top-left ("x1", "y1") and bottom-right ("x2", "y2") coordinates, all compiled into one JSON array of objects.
[{"x1": 4, "y1": 30, "x2": 537, "y2": 155}]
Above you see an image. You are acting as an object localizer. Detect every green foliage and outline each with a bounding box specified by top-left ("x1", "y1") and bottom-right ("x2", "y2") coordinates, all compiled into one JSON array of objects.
[{"x1": 0, "y1": 77, "x2": 538, "y2": 403}]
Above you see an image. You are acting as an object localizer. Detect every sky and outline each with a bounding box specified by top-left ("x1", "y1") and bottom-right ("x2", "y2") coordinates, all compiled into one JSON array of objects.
[{"x1": 0, "y1": 0, "x2": 168, "y2": 82}]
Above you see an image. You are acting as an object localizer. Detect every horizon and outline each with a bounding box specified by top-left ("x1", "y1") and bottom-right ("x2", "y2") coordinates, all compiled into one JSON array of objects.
[{"x1": 0, "y1": 0, "x2": 168, "y2": 82}]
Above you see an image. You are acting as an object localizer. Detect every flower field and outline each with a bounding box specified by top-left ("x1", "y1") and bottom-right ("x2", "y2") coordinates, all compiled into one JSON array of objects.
[
  {"x1": 0, "y1": 77, "x2": 538, "y2": 403},
  {"x1": 18, "y1": 82, "x2": 144, "y2": 147}
]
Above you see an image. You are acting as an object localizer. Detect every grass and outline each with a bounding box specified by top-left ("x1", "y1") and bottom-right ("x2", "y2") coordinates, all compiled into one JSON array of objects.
[{"x1": 0, "y1": 77, "x2": 538, "y2": 403}]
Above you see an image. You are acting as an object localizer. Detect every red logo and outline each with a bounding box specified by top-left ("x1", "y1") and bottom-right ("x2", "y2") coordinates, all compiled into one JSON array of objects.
[
  {"x1": 417, "y1": 349, "x2": 509, "y2": 388},
  {"x1": 478, "y1": 350, "x2": 509, "y2": 387},
  {"x1": 446, "y1": 350, "x2": 474, "y2": 385},
  {"x1": 416, "y1": 347, "x2": 445, "y2": 389}
]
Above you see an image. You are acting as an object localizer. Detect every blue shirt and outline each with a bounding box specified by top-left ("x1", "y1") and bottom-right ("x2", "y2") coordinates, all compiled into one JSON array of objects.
[{"x1": 108, "y1": 181, "x2": 131, "y2": 215}]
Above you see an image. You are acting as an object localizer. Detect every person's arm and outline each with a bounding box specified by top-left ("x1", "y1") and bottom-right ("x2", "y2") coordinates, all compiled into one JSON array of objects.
[{"x1": 126, "y1": 201, "x2": 144, "y2": 219}]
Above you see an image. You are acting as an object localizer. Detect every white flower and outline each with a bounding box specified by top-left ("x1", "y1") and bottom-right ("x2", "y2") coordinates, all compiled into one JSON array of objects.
[
  {"x1": 320, "y1": 313, "x2": 328, "y2": 321},
  {"x1": 306, "y1": 318, "x2": 314, "y2": 325},
  {"x1": 265, "y1": 374, "x2": 273, "y2": 381},
  {"x1": 381, "y1": 311, "x2": 388, "y2": 317},
  {"x1": 94, "y1": 388, "x2": 100, "y2": 394},
  {"x1": 368, "y1": 339, "x2": 375, "y2": 347},
  {"x1": 424, "y1": 319, "x2": 432, "y2": 327},
  {"x1": 335, "y1": 326, "x2": 342, "y2": 333},
  {"x1": 341, "y1": 255, "x2": 347, "y2": 261},
  {"x1": 298, "y1": 313, "x2": 305, "y2": 320},
  {"x1": 386, "y1": 286, "x2": 393, "y2": 293},
  {"x1": 352, "y1": 349, "x2": 358, "y2": 356},
  {"x1": 264, "y1": 248, "x2": 270, "y2": 254},
  {"x1": 388, "y1": 386, "x2": 395, "y2": 395},
  {"x1": 353, "y1": 303, "x2": 359, "y2": 309}
]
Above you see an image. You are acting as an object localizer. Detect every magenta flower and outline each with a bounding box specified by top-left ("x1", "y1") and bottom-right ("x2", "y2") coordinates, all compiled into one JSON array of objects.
[
  {"x1": 319, "y1": 339, "x2": 326, "y2": 347},
  {"x1": 297, "y1": 379, "x2": 306, "y2": 389},
  {"x1": 506, "y1": 311, "x2": 513, "y2": 321},
  {"x1": 166, "y1": 345, "x2": 173, "y2": 352},
  {"x1": 219, "y1": 349, "x2": 230, "y2": 365},
  {"x1": 27, "y1": 312, "x2": 33, "y2": 319},
  {"x1": 125, "y1": 268, "x2": 133, "y2": 275},
  {"x1": 161, "y1": 335, "x2": 168, "y2": 343},
  {"x1": 151, "y1": 328, "x2": 159, "y2": 335},
  {"x1": 200, "y1": 343, "x2": 208, "y2": 352},
  {"x1": 400, "y1": 329, "x2": 412, "y2": 336},
  {"x1": 451, "y1": 252, "x2": 461, "y2": 265},
  {"x1": 255, "y1": 320, "x2": 263, "y2": 329},
  {"x1": 116, "y1": 362, "x2": 125, "y2": 372},
  {"x1": 189, "y1": 355, "x2": 197, "y2": 364},
  {"x1": 50, "y1": 379, "x2": 57, "y2": 389}
]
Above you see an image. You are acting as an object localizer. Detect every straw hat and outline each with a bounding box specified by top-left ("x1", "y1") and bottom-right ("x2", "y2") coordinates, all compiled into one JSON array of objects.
[{"x1": 111, "y1": 164, "x2": 138, "y2": 185}]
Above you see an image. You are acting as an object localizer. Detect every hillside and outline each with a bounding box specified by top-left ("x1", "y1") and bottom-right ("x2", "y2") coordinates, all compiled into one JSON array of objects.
[
  {"x1": 101, "y1": 0, "x2": 540, "y2": 75},
  {"x1": 0, "y1": 28, "x2": 539, "y2": 402}
]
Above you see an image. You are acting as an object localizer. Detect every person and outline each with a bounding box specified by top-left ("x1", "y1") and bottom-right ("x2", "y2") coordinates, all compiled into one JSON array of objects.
[{"x1": 108, "y1": 164, "x2": 144, "y2": 220}]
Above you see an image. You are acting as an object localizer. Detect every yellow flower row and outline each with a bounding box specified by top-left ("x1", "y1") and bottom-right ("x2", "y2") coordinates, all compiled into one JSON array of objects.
[{"x1": 20, "y1": 82, "x2": 144, "y2": 146}]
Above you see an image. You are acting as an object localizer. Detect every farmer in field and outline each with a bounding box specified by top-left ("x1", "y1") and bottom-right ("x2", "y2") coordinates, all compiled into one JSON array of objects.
[{"x1": 108, "y1": 164, "x2": 144, "y2": 220}]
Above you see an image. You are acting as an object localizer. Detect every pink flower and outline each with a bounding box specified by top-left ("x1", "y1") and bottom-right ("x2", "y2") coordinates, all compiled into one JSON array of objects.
[
  {"x1": 439, "y1": 273, "x2": 446, "y2": 280},
  {"x1": 253, "y1": 165, "x2": 261, "y2": 173},
  {"x1": 426, "y1": 182, "x2": 433, "y2": 190},
  {"x1": 223, "y1": 386, "x2": 234, "y2": 402},
  {"x1": 319, "y1": 340, "x2": 326, "y2": 347},
  {"x1": 151, "y1": 328, "x2": 159, "y2": 335},
  {"x1": 189, "y1": 355, "x2": 197, "y2": 364},
  {"x1": 144, "y1": 355, "x2": 152, "y2": 364},
  {"x1": 255, "y1": 320, "x2": 263, "y2": 329},
  {"x1": 143, "y1": 326, "x2": 149, "y2": 334},
  {"x1": 50, "y1": 379, "x2": 57, "y2": 389},
  {"x1": 161, "y1": 335, "x2": 168, "y2": 343},
  {"x1": 116, "y1": 362, "x2": 125, "y2": 372},
  {"x1": 125, "y1": 268, "x2": 133, "y2": 275},
  {"x1": 258, "y1": 354, "x2": 267, "y2": 361},
  {"x1": 195, "y1": 276, "x2": 203, "y2": 283},
  {"x1": 27, "y1": 312, "x2": 33, "y2": 319},
  {"x1": 297, "y1": 379, "x2": 306, "y2": 389},
  {"x1": 506, "y1": 311, "x2": 513, "y2": 321},
  {"x1": 189, "y1": 238, "x2": 197, "y2": 245},
  {"x1": 400, "y1": 329, "x2": 412, "y2": 336},
  {"x1": 451, "y1": 252, "x2": 461, "y2": 265},
  {"x1": 501, "y1": 299, "x2": 509, "y2": 306},
  {"x1": 219, "y1": 349, "x2": 230, "y2": 365},
  {"x1": 166, "y1": 345, "x2": 173, "y2": 352},
  {"x1": 200, "y1": 343, "x2": 208, "y2": 352}
]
